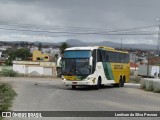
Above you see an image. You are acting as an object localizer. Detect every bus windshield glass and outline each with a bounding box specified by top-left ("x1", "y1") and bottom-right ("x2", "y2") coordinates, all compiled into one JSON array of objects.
[
  {"x1": 63, "y1": 50, "x2": 91, "y2": 58},
  {"x1": 62, "y1": 50, "x2": 91, "y2": 75}
]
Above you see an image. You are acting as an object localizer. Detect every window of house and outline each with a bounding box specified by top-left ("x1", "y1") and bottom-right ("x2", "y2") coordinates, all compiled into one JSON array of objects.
[
  {"x1": 45, "y1": 56, "x2": 48, "y2": 59},
  {"x1": 37, "y1": 57, "x2": 41, "y2": 60}
]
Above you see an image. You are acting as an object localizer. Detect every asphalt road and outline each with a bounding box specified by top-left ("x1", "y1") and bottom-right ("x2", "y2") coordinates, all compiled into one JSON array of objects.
[{"x1": 1, "y1": 77, "x2": 160, "y2": 120}]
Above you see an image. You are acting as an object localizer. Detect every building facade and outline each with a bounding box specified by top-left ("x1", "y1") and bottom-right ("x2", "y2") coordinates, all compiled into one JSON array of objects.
[{"x1": 32, "y1": 50, "x2": 50, "y2": 61}]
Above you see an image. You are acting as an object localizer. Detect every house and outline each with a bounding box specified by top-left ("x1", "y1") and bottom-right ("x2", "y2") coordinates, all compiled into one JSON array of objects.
[
  {"x1": 148, "y1": 57, "x2": 160, "y2": 65},
  {"x1": 32, "y1": 50, "x2": 50, "y2": 61}
]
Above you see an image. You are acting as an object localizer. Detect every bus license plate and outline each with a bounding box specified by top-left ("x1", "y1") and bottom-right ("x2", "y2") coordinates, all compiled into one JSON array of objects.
[{"x1": 72, "y1": 82, "x2": 77, "y2": 84}]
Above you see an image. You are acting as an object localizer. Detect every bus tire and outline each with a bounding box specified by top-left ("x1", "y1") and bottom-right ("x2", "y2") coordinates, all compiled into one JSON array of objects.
[
  {"x1": 119, "y1": 78, "x2": 123, "y2": 87},
  {"x1": 113, "y1": 78, "x2": 122, "y2": 87},
  {"x1": 121, "y1": 76, "x2": 125, "y2": 87},
  {"x1": 113, "y1": 83, "x2": 119, "y2": 87},
  {"x1": 95, "y1": 79, "x2": 101, "y2": 90},
  {"x1": 121, "y1": 79, "x2": 124, "y2": 87},
  {"x1": 72, "y1": 85, "x2": 76, "y2": 89}
]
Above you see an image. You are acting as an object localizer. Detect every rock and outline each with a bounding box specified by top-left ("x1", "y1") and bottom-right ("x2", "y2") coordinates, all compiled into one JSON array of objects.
[
  {"x1": 153, "y1": 80, "x2": 160, "y2": 93},
  {"x1": 145, "y1": 79, "x2": 153, "y2": 91},
  {"x1": 34, "y1": 82, "x2": 39, "y2": 85},
  {"x1": 140, "y1": 79, "x2": 145, "y2": 89}
]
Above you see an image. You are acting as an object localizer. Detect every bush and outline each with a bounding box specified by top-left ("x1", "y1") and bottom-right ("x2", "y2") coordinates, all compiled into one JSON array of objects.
[
  {"x1": 0, "y1": 69, "x2": 18, "y2": 77},
  {"x1": 130, "y1": 76, "x2": 141, "y2": 83},
  {"x1": 0, "y1": 83, "x2": 16, "y2": 112}
]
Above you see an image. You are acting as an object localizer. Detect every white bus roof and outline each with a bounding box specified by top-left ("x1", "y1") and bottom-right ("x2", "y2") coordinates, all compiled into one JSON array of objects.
[
  {"x1": 65, "y1": 46, "x2": 99, "y2": 51},
  {"x1": 65, "y1": 46, "x2": 128, "y2": 54}
]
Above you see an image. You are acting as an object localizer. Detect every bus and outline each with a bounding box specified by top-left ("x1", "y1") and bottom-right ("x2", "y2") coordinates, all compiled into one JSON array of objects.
[{"x1": 61, "y1": 46, "x2": 130, "y2": 90}]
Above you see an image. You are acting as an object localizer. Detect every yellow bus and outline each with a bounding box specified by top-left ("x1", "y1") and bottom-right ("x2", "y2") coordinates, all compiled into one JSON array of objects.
[{"x1": 61, "y1": 46, "x2": 130, "y2": 90}]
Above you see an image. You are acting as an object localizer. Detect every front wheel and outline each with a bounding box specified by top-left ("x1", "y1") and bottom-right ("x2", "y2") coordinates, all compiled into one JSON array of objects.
[{"x1": 95, "y1": 79, "x2": 101, "y2": 90}]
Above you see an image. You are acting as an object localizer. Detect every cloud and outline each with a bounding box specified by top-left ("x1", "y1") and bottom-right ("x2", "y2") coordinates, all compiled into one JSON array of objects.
[{"x1": 0, "y1": 0, "x2": 159, "y2": 44}]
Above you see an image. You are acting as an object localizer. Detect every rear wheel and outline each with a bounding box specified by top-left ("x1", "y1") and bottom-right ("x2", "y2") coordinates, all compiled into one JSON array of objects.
[
  {"x1": 113, "y1": 78, "x2": 123, "y2": 87},
  {"x1": 121, "y1": 79, "x2": 124, "y2": 87},
  {"x1": 113, "y1": 83, "x2": 119, "y2": 87},
  {"x1": 72, "y1": 85, "x2": 76, "y2": 89},
  {"x1": 121, "y1": 76, "x2": 125, "y2": 87}
]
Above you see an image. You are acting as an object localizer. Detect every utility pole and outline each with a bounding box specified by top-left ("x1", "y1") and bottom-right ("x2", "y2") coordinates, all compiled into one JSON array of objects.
[
  {"x1": 158, "y1": 25, "x2": 160, "y2": 78},
  {"x1": 156, "y1": 19, "x2": 160, "y2": 78},
  {"x1": 121, "y1": 38, "x2": 122, "y2": 50}
]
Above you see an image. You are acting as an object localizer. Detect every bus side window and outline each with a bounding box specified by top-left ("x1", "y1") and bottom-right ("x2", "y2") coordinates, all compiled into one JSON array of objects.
[
  {"x1": 101, "y1": 50, "x2": 105, "y2": 62},
  {"x1": 105, "y1": 51, "x2": 110, "y2": 62},
  {"x1": 97, "y1": 50, "x2": 102, "y2": 62},
  {"x1": 125, "y1": 54, "x2": 129, "y2": 63},
  {"x1": 108, "y1": 51, "x2": 118, "y2": 63},
  {"x1": 118, "y1": 53, "x2": 123, "y2": 63}
]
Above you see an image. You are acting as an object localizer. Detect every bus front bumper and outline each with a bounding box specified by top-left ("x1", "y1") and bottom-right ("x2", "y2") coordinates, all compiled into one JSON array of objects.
[{"x1": 62, "y1": 79, "x2": 95, "y2": 86}]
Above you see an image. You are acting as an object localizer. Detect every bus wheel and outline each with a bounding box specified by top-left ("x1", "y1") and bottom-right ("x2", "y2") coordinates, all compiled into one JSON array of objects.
[
  {"x1": 121, "y1": 79, "x2": 124, "y2": 87},
  {"x1": 95, "y1": 79, "x2": 101, "y2": 90},
  {"x1": 119, "y1": 79, "x2": 123, "y2": 87},
  {"x1": 72, "y1": 85, "x2": 76, "y2": 89},
  {"x1": 121, "y1": 77, "x2": 125, "y2": 87},
  {"x1": 113, "y1": 79, "x2": 122, "y2": 87},
  {"x1": 113, "y1": 83, "x2": 119, "y2": 87}
]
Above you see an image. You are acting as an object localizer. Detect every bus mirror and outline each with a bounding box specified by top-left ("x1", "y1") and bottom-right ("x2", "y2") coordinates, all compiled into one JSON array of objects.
[
  {"x1": 57, "y1": 57, "x2": 62, "y2": 67},
  {"x1": 89, "y1": 56, "x2": 93, "y2": 66}
]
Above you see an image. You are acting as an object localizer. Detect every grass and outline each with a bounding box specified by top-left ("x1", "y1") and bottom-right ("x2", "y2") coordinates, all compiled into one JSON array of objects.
[
  {"x1": 0, "y1": 69, "x2": 18, "y2": 77},
  {"x1": 130, "y1": 76, "x2": 141, "y2": 84},
  {"x1": 0, "y1": 83, "x2": 16, "y2": 119}
]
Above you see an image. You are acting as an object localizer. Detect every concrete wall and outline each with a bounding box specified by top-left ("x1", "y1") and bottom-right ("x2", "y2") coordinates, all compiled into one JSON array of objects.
[
  {"x1": 13, "y1": 64, "x2": 26, "y2": 74},
  {"x1": 141, "y1": 78, "x2": 160, "y2": 93},
  {"x1": 12, "y1": 61, "x2": 57, "y2": 76},
  {"x1": 13, "y1": 61, "x2": 55, "y2": 67},
  {"x1": 28, "y1": 66, "x2": 43, "y2": 75}
]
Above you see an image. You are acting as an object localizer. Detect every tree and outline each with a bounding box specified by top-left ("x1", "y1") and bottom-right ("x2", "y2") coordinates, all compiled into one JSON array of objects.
[
  {"x1": 38, "y1": 43, "x2": 42, "y2": 51},
  {"x1": 54, "y1": 53, "x2": 58, "y2": 61},
  {"x1": 5, "y1": 48, "x2": 32, "y2": 65},
  {"x1": 59, "y1": 42, "x2": 69, "y2": 55}
]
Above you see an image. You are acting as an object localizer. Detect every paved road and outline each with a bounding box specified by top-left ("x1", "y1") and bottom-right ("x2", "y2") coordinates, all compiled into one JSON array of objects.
[{"x1": 1, "y1": 77, "x2": 160, "y2": 120}]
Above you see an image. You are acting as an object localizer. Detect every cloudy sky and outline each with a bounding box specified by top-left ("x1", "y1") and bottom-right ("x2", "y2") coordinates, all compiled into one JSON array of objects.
[{"x1": 0, "y1": 0, "x2": 160, "y2": 44}]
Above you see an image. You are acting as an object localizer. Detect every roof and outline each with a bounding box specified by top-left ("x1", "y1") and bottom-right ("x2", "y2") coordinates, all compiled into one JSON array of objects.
[
  {"x1": 65, "y1": 46, "x2": 128, "y2": 54},
  {"x1": 65, "y1": 46, "x2": 99, "y2": 51},
  {"x1": 130, "y1": 62, "x2": 139, "y2": 68}
]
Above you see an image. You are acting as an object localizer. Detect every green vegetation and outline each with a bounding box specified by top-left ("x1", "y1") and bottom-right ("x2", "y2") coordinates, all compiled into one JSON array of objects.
[
  {"x1": 5, "y1": 48, "x2": 32, "y2": 65},
  {"x1": 59, "y1": 42, "x2": 70, "y2": 55},
  {"x1": 130, "y1": 76, "x2": 141, "y2": 83},
  {"x1": 38, "y1": 42, "x2": 42, "y2": 51},
  {"x1": 0, "y1": 83, "x2": 16, "y2": 119},
  {"x1": 0, "y1": 69, "x2": 18, "y2": 77}
]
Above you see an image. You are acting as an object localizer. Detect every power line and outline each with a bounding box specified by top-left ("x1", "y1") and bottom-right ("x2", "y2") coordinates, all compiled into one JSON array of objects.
[
  {"x1": 0, "y1": 26, "x2": 158, "y2": 36},
  {"x1": 0, "y1": 21, "x2": 158, "y2": 33}
]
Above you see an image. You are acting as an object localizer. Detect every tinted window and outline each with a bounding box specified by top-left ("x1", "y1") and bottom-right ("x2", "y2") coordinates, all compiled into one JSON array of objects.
[
  {"x1": 97, "y1": 50, "x2": 102, "y2": 62},
  {"x1": 92, "y1": 50, "x2": 96, "y2": 73},
  {"x1": 97, "y1": 50, "x2": 129, "y2": 63},
  {"x1": 64, "y1": 50, "x2": 91, "y2": 58},
  {"x1": 124, "y1": 54, "x2": 129, "y2": 63},
  {"x1": 109, "y1": 52, "x2": 118, "y2": 62}
]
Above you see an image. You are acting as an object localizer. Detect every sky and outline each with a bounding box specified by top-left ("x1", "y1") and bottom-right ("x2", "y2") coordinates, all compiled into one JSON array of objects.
[{"x1": 0, "y1": 0, "x2": 160, "y2": 45}]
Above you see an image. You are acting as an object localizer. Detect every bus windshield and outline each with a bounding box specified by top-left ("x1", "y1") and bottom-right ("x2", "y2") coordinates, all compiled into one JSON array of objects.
[
  {"x1": 62, "y1": 50, "x2": 91, "y2": 75},
  {"x1": 63, "y1": 50, "x2": 91, "y2": 58}
]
